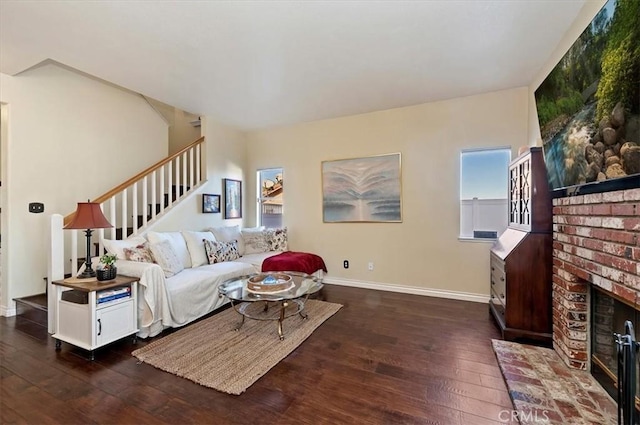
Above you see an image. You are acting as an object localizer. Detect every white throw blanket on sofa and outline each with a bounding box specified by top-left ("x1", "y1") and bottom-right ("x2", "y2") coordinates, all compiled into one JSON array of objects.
[
  {"x1": 101, "y1": 226, "x2": 290, "y2": 338},
  {"x1": 117, "y1": 259, "x2": 255, "y2": 338}
]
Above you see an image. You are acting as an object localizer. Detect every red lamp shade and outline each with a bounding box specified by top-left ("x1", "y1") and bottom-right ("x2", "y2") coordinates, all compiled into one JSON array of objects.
[
  {"x1": 64, "y1": 202, "x2": 113, "y2": 230},
  {"x1": 64, "y1": 202, "x2": 113, "y2": 279}
]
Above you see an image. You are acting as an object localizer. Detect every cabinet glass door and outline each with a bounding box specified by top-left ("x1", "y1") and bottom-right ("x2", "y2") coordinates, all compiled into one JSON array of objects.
[{"x1": 518, "y1": 158, "x2": 531, "y2": 227}]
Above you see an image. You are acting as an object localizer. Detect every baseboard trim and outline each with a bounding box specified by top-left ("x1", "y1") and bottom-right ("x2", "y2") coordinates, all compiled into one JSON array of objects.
[
  {"x1": 1, "y1": 305, "x2": 17, "y2": 317},
  {"x1": 323, "y1": 277, "x2": 489, "y2": 304}
]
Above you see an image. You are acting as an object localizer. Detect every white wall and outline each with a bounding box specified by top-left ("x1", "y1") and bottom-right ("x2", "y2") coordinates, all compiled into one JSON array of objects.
[
  {"x1": 527, "y1": 0, "x2": 607, "y2": 146},
  {"x1": 168, "y1": 109, "x2": 201, "y2": 155},
  {"x1": 0, "y1": 63, "x2": 168, "y2": 314},
  {"x1": 146, "y1": 97, "x2": 201, "y2": 154},
  {"x1": 0, "y1": 104, "x2": 6, "y2": 310},
  {"x1": 151, "y1": 116, "x2": 248, "y2": 232},
  {"x1": 245, "y1": 87, "x2": 527, "y2": 298}
]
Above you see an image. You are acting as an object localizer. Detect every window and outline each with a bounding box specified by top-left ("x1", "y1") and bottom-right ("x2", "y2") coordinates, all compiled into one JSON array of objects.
[
  {"x1": 460, "y1": 148, "x2": 511, "y2": 240},
  {"x1": 256, "y1": 168, "x2": 283, "y2": 228}
]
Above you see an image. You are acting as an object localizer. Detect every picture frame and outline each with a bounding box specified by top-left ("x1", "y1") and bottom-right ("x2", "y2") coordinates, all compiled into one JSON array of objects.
[
  {"x1": 202, "y1": 194, "x2": 220, "y2": 214},
  {"x1": 322, "y1": 153, "x2": 402, "y2": 223},
  {"x1": 224, "y1": 179, "x2": 242, "y2": 219},
  {"x1": 535, "y1": 0, "x2": 640, "y2": 192}
]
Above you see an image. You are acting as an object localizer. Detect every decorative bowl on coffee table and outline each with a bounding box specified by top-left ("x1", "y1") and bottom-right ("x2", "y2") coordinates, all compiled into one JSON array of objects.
[{"x1": 247, "y1": 273, "x2": 293, "y2": 293}]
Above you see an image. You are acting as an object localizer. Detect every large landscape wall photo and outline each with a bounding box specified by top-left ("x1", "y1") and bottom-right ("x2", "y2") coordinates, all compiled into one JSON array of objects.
[{"x1": 535, "y1": 0, "x2": 639, "y2": 190}]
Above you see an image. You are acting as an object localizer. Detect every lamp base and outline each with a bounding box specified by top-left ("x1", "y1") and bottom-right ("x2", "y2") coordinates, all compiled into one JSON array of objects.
[{"x1": 77, "y1": 269, "x2": 96, "y2": 279}]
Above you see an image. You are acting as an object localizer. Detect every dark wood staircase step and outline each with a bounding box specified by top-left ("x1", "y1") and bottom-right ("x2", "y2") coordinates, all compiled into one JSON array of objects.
[
  {"x1": 15, "y1": 294, "x2": 47, "y2": 312},
  {"x1": 14, "y1": 294, "x2": 48, "y2": 329},
  {"x1": 172, "y1": 184, "x2": 190, "y2": 196},
  {"x1": 147, "y1": 187, "x2": 189, "y2": 216},
  {"x1": 115, "y1": 227, "x2": 135, "y2": 240}
]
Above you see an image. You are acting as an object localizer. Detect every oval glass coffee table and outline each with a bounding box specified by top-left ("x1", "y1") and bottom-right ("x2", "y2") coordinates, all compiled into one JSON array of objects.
[{"x1": 218, "y1": 272, "x2": 323, "y2": 340}]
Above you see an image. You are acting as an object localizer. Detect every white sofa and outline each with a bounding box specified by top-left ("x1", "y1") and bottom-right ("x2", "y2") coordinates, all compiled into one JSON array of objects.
[{"x1": 102, "y1": 226, "x2": 286, "y2": 338}]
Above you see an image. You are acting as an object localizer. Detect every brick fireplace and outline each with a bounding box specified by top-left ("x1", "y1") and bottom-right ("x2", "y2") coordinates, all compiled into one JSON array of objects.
[{"x1": 552, "y1": 188, "x2": 640, "y2": 371}]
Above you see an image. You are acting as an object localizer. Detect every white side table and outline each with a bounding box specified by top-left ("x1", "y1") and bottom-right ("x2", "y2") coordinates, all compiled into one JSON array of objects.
[{"x1": 52, "y1": 275, "x2": 138, "y2": 360}]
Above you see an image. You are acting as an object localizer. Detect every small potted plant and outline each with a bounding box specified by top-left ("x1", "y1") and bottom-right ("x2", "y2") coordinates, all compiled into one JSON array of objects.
[{"x1": 97, "y1": 253, "x2": 118, "y2": 281}]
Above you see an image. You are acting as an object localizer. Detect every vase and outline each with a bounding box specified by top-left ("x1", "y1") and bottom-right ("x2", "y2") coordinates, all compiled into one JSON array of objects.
[{"x1": 97, "y1": 266, "x2": 117, "y2": 281}]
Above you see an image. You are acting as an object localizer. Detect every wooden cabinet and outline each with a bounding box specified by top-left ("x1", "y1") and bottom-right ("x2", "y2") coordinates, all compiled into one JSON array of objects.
[
  {"x1": 508, "y1": 147, "x2": 552, "y2": 233},
  {"x1": 490, "y1": 147, "x2": 552, "y2": 344},
  {"x1": 52, "y1": 275, "x2": 138, "y2": 359}
]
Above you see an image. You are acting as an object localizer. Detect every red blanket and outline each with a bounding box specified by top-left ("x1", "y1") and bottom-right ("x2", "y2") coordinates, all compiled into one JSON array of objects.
[{"x1": 262, "y1": 251, "x2": 328, "y2": 275}]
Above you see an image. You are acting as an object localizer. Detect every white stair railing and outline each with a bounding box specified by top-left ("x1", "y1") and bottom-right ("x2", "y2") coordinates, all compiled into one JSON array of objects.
[{"x1": 50, "y1": 137, "x2": 205, "y2": 278}]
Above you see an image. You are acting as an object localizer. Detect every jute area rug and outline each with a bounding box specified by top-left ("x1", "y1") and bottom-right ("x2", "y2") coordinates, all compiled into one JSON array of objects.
[{"x1": 132, "y1": 299, "x2": 342, "y2": 395}]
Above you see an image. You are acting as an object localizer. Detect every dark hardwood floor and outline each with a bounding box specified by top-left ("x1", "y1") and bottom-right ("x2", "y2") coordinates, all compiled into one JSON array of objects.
[{"x1": 1, "y1": 285, "x2": 516, "y2": 424}]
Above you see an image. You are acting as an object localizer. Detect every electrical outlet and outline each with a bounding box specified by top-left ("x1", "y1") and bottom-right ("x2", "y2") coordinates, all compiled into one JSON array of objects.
[
  {"x1": 368, "y1": 262, "x2": 374, "y2": 271},
  {"x1": 343, "y1": 260, "x2": 349, "y2": 269}
]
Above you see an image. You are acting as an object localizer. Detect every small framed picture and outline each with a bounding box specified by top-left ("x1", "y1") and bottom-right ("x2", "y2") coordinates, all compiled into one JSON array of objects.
[
  {"x1": 224, "y1": 179, "x2": 242, "y2": 219},
  {"x1": 202, "y1": 194, "x2": 221, "y2": 214}
]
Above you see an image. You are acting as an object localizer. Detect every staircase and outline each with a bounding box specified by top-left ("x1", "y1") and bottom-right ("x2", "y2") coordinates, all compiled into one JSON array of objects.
[
  {"x1": 65, "y1": 137, "x2": 204, "y2": 269},
  {"x1": 46, "y1": 137, "x2": 206, "y2": 332},
  {"x1": 113, "y1": 185, "x2": 191, "y2": 242},
  {"x1": 13, "y1": 291, "x2": 48, "y2": 339}
]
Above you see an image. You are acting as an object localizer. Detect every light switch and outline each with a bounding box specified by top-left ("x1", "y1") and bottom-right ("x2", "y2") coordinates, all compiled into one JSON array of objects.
[{"x1": 29, "y1": 202, "x2": 44, "y2": 213}]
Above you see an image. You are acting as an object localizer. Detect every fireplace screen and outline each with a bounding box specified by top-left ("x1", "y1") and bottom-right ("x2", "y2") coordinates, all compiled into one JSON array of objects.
[{"x1": 592, "y1": 287, "x2": 640, "y2": 403}]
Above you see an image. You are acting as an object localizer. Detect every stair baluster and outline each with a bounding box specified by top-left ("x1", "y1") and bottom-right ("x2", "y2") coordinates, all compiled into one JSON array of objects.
[{"x1": 52, "y1": 137, "x2": 205, "y2": 286}]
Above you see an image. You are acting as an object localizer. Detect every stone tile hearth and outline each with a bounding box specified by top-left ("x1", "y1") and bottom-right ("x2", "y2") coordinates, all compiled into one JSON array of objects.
[{"x1": 492, "y1": 340, "x2": 616, "y2": 424}]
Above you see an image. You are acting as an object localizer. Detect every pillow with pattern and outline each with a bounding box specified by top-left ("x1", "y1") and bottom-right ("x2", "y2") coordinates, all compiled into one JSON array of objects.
[
  {"x1": 123, "y1": 242, "x2": 155, "y2": 263},
  {"x1": 203, "y1": 239, "x2": 240, "y2": 264},
  {"x1": 241, "y1": 228, "x2": 270, "y2": 254},
  {"x1": 103, "y1": 235, "x2": 147, "y2": 260},
  {"x1": 266, "y1": 227, "x2": 288, "y2": 251},
  {"x1": 149, "y1": 239, "x2": 184, "y2": 278}
]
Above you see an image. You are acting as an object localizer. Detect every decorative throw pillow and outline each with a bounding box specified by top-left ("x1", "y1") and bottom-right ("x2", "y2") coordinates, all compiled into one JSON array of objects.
[
  {"x1": 181, "y1": 230, "x2": 217, "y2": 268},
  {"x1": 203, "y1": 239, "x2": 240, "y2": 264},
  {"x1": 149, "y1": 239, "x2": 184, "y2": 278},
  {"x1": 208, "y1": 225, "x2": 241, "y2": 243},
  {"x1": 241, "y1": 228, "x2": 269, "y2": 255},
  {"x1": 102, "y1": 235, "x2": 147, "y2": 260},
  {"x1": 265, "y1": 227, "x2": 288, "y2": 251},
  {"x1": 147, "y1": 231, "x2": 192, "y2": 269},
  {"x1": 123, "y1": 242, "x2": 155, "y2": 263},
  {"x1": 208, "y1": 225, "x2": 244, "y2": 255}
]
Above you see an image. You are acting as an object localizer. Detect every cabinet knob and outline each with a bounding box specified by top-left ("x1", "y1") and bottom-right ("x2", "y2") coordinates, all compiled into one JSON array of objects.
[
  {"x1": 491, "y1": 267, "x2": 495, "y2": 271},
  {"x1": 97, "y1": 318, "x2": 102, "y2": 336},
  {"x1": 500, "y1": 276, "x2": 505, "y2": 282},
  {"x1": 500, "y1": 293, "x2": 505, "y2": 299},
  {"x1": 491, "y1": 280, "x2": 495, "y2": 286}
]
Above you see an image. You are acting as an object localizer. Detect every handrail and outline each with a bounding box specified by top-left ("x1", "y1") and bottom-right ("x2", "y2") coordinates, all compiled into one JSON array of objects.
[{"x1": 63, "y1": 136, "x2": 204, "y2": 224}]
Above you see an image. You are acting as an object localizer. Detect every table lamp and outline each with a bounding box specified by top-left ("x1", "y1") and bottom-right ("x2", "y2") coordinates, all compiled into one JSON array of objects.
[{"x1": 64, "y1": 201, "x2": 113, "y2": 278}]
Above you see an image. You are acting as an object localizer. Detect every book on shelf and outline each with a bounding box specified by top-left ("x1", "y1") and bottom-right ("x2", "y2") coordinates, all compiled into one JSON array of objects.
[
  {"x1": 97, "y1": 286, "x2": 130, "y2": 299},
  {"x1": 97, "y1": 292, "x2": 131, "y2": 304},
  {"x1": 97, "y1": 286, "x2": 131, "y2": 303}
]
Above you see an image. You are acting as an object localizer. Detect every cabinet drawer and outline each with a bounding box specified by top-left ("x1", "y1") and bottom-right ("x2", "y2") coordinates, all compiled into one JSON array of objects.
[
  {"x1": 491, "y1": 287, "x2": 506, "y2": 307},
  {"x1": 490, "y1": 258, "x2": 506, "y2": 302},
  {"x1": 490, "y1": 291, "x2": 506, "y2": 318},
  {"x1": 96, "y1": 300, "x2": 136, "y2": 346}
]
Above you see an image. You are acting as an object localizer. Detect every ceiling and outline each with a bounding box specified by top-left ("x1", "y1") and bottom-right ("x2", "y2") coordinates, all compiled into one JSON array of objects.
[{"x1": 0, "y1": 1, "x2": 586, "y2": 130}]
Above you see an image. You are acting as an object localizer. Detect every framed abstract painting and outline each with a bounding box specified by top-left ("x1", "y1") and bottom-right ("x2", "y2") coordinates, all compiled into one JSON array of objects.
[{"x1": 322, "y1": 153, "x2": 402, "y2": 223}]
